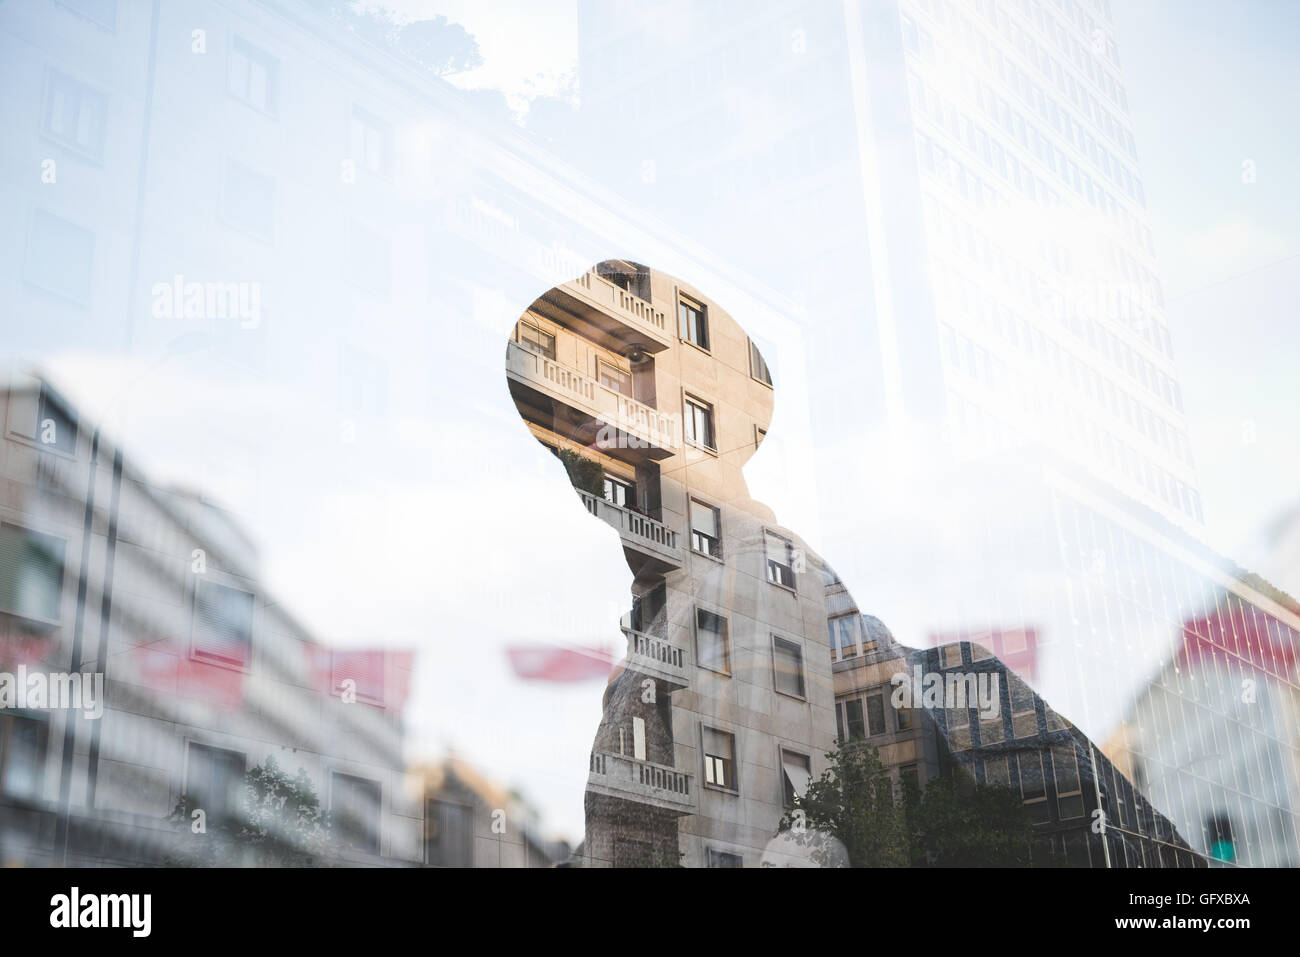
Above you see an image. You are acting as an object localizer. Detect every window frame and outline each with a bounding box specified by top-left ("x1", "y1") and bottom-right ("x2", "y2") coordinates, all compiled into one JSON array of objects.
[
  {"x1": 330, "y1": 770, "x2": 383, "y2": 856},
  {"x1": 694, "y1": 606, "x2": 731, "y2": 676},
  {"x1": 426, "y1": 798, "x2": 474, "y2": 867},
  {"x1": 683, "y1": 394, "x2": 717, "y2": 452},
  {"x1": 40, "y1": 66, "x2": 108, "y2": 163},
  {"x1": 678, "y1": 294, "x2": 709, "y2": 351},
  {"x1": 597, "y1": 358, "x2": 632, "y2": 397},
  {"x1": 764, "y1": 530, "x2": 796, "y2": 589},
  {"x1": 189, "y1": 576, "x2": 255, "y2": 672},
  {"x1": 865, "y1": 692, "x2": 887, "y2": 737},
  {"x1": 843, "y1": 699, "x2": 866, "y2": 741},
  {"x1": 603, "y1": 473, "x2": 636, "y2": 509},
  {"x1": 700, "y1": 725, "x2": 738, "y2": 794},
  {"x1": 0, "y1": 712, "x2": 50, "y2": 801},
  {"x1": 748, "y1": 337, "x2": 773, "y2": 387},
  {"x1": 517, "y1": 319, "x2": 556, "y2": 361},
  {"x1": 183, "y1": 740, "x2": 247, "y2": 827},
  {"x1": 0, "y1": 520, "x2": 67, "y2": 626},
  {"x1": 706, "y1": 847, "x2": 744, "y2": 868},
  {"x1": 771, "y1": 635, "x2": 806, "y2": 700},
  {"x1": 689, "y1": 498, "x2": 722, "y2": 560},
  {"x1": 227, "y1": 33, "x2": 281, "y2": 118},
  {"x1": 779, "y1": 747, "x2": 812, "y2": 808}
]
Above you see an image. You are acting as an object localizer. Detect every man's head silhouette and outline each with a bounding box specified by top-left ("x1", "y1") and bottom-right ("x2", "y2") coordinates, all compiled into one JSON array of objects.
[{"x1": 504, "y1": 260, "x2": 1199, "y2": 869}]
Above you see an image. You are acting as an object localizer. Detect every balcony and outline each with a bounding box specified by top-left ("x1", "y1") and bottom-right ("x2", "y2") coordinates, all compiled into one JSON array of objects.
[
  {"x1": 506, "y1": 341, "x2": 678, "y2": 462},
  {"x1": 622, "y1": 627, "x2": 690, "y2": 690},
  {"x1": 535, "y1": 268, "x2": 672, "y2": 355},
  {"x1": 588, "y1": 751, "x2": 695, "y2": 815},
  {"x1": 577, "y1": 489, "x2": 683, "y2": 576}
]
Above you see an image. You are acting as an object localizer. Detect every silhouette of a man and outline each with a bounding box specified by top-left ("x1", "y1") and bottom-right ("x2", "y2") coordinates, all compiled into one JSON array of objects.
[{"x1": 506, "y1": 260, "x2": 1199, "y2": 868}]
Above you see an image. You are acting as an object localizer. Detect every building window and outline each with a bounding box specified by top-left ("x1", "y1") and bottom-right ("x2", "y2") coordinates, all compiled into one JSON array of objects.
[
  {"x1": 518, "y1": 321, "x2": 555, "y2": 360},
  {"x1": 702, "y1": 727, "x2": 736, "y2": 791},
  {"x1": 25, "y1": 209, "x2": 94, "y2": 304},
  {"x1": 749, "y1": 338, "x2": 773, "y2": 386},
  {"x1": 0, "y1": 523, "x2": 65, "y2": 623},
  {"x1": 192, "y1": 579, "x2": 254, "y2": 668},
  {"x1": 331, "y1": 649, "x2": 385, "y2": 705},
  {"x1": 899, "y1": 764, "x2": 920, "y2": 794},
  {"x1": 780, "y1": 750, "x2": 811, "y2": 807},
  {"x1": 707, "y1": 848, "x2": 743, "y2": 868},
  {"x1": 684, "y1": 396, "x2": 715, "y2": 450},
  {"x1": 345, "y1": 221, "x2": 390, "y2": 298},
  {"x1": 696, "y1": 608, "x2": 729, "y2": 674},
  {"x1": 1017, "y1": 752, "x2": 1050, "y2": 824},
  {"x1": 332, "y1": 772, "x2": 382, "y2": 855},
  {"x1": 678, "y1": 295, "x2": 708, "y2": 349},
  {"x1": 765, "y1": 531, "x2": 795, "y2": 588},
  {"x1": 983, "y1": 756, "x2": 1010, "y2": 788},
  {"x1": 772, "y1": 636, "x2": 805, "y2": 698},
  {"x1": 844, "y1": 699, "x2": 865, "y2": 740},
  {"x1": 349, "y1": 104, "x2": 393, "y2": 177},
  {"x1": 228, "y1": 35, "x2": 279, "y2": 116},
  {"x1": 426, "y1": 799, "x2": 473, "y2": 867},
  {"x1": 828, "y1": 614, "x2": 858, "y2": 659},
  {"x1": 1009, "y1": 674, "x2": 1038, "y2": 738},
  {"x1": 598, "y1": 360, "x2": 632, "y2": 397},
  {"x1": 42, "y1": 69, "x2": 107, "y2": 160},
  {"x1": 0, "y1": 714, "x2": 49, "y2": 801},
  {"x1": 1051, "y1": 745, "x2": 1084, "y2": 819},
  {"x1": 946, "y1": 707, "x2": 971, "y2": 750},
  {"x1": 866, "y1": 693, "x2": 887, "y2": 736},
  {"x1": 895, "y1": 699, "x2": 914, "y2": 731},
  {"x1": 603, "y1": 475, "x2": 635, "y2": 509},
  {"x1": 221, "y1": 160, "x2": 275, "y2": 241},
  {"x1": 185, "y1": 742, "x2": 245, "y2": 826},
  {"x1": 689, "y1": 499, "x2": 721, "y2": 558}
]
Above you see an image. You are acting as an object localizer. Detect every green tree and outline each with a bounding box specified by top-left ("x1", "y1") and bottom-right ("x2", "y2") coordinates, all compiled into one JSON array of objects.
[
  {"x1": 778, "y1": 741, "x2": 909, "y2": 867},
  {"x1": 778, "y1": 741, "x2": 1036, "y2": 867},
  {"x1": 554, "y1": 447, "x2": 606, "y2": 498},
  {"x1": 166, "y1": 756, "x2": 333, "y2": 867},
  {"x1": 902, "y1": 772, "x2": 1034, "y2": 867}
]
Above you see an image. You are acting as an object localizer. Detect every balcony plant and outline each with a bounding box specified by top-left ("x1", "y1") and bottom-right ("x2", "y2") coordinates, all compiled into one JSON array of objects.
[{"x1": 553, "y1": 447, "x2": 605, "y2": 498}]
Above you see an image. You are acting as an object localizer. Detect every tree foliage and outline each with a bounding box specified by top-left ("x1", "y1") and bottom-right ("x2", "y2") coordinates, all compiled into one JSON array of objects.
[
  {"x1": 779, "y1": 741, "x2": 1035, "y2": 867},
  {"x1": 165, "y1": 756, "x2": 333, "y2": 867},
  {"x1": 316, "y1": 1, "x2": 483, "y2": 75},
  {"x1": 554, "y1": 447, "x2": 606, "y2": 498}
]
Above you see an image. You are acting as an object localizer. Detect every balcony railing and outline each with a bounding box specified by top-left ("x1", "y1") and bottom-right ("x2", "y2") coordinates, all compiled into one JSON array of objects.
[
  {"x1": 506, "y1": 341, "x2": 678, "y2": 454},
  {"x1": 562, "y1": 269, "x2": 671, "y2": 350},
  {"x1": 577, "y1": 490, "x2": 682, "y2": 570},
  {"x1": 622, "y1": 626, "x2": 690, "y2": 688},
  {"x1": 588, "y1": 750, "x2": 695, "y2": 814}
]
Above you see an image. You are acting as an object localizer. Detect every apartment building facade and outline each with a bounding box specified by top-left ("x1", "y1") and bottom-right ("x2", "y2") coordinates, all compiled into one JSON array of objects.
[
  {"x1": 0, "y1": 375, "x2": 422, "y2": 866},
  {"x1": 507, "y1": 262, "x2": 837, "y2": 868}
]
